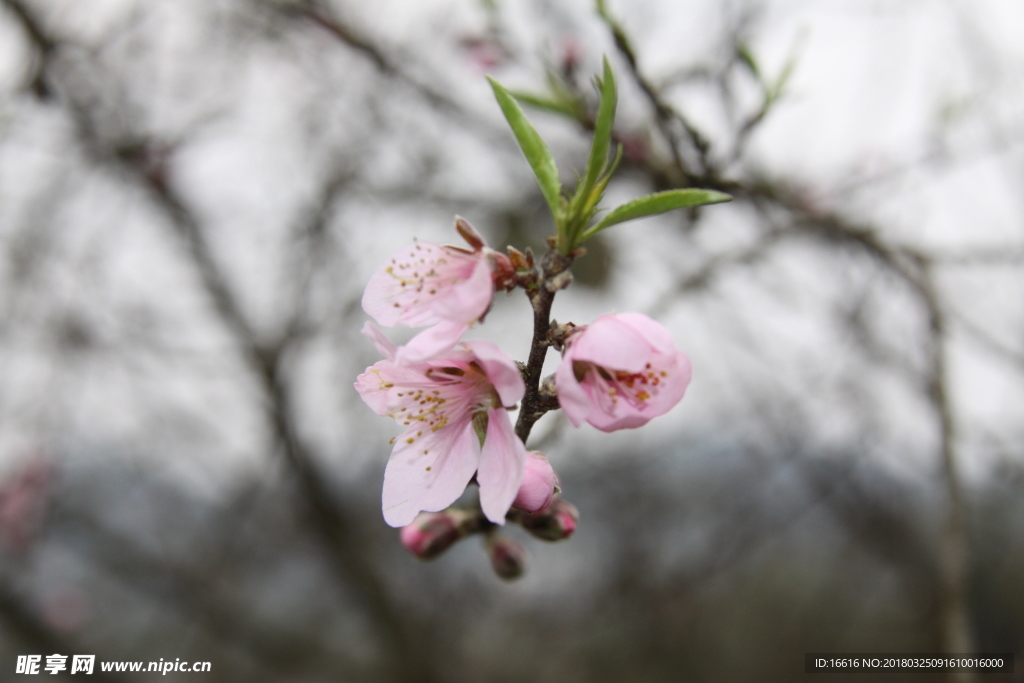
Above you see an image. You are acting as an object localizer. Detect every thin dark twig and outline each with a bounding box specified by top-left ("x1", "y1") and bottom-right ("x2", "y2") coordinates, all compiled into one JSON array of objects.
[
  {"x1": 596, "y1": 2, "x2": 710, "y2": 183},
  {"x1": 1, "y1": 0, "x2": 58, "y2": 98},
  {"x1": 741, "y1": 179, "x2": 977, "y2": 678},
  {"x1": 141, "y1": 178, "x2": 438, "y2": 683},
  {"x1": 515, "y1": 249, "x2": 574, "y2": 444},
  {"x1": 647, "y1": 226, "x2": 789, "y2": 318},
  {"x1": 2, "y1": 3, "x2": 437, "y2": 680},
  {"x1": 279, "y1": 1, "x2": 503, "y2": 143}
]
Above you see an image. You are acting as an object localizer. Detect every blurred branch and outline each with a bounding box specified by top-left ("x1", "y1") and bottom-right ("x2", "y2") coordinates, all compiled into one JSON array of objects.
[
  {"x1": 276, "y1": 0, "x2": 504, "y2": 143},
  {"x1": 584, "y1": 12, "x2": 981, "y2": 653},
  {"x1": 50, "y1": 501, "x2": 361, "y2": 678},
  {"x1": 953, "y1": 311, "x2": 1024, "y2": 372},
  {"x1": 2, "y1": 3, "x2": 437, "y2": 681},
  {"x1": 0, "y1": 0, "x2": 55, "y2": 98},
  {"x1": 647, "y1": 226, "x2": 788, "y2": 318},
  {"x1": 0, "y1": 572, "x2": 129, "y2": 683},
  {"x1": 596, "y1": 0, "x2": 711, "y2": 184},
  {"x1": 143, "y1": 163, "x2": 437, "y2": 683},
  {"x1": 743, "y1": 179, "x2": 978, "y2": 677}
]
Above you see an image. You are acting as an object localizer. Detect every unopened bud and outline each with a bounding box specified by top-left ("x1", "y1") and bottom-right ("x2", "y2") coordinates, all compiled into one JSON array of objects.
[
  {"x1": 520, "y1": 499, "x2": 578, "y2": 542},
  {"x1": 485, "y1": 533, "x2": 527, "y2": 580},
  {"x1": 507, "y1": 246, "x2": 529, "y2": 270},
  {"x1": 400, "y1": 511, "x2": 463, "y2": 560},
  {"x1": 512, "y1": 451, "x2": 557, "y2": 512},
  {"x1": 454, "y1": 216, "x2": 486, "y2": 250},
  {"x1": 488, "y1": 249, "x2": 516, "y2": 291}
]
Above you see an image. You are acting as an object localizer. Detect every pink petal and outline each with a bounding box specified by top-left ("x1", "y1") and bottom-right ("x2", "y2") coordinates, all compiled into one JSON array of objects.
[
  {"x1": 362, "y1": 241, "x2": 478, "y2": 328},
  {"x1": 512, "y1": 451, "x2": 556, "y2": 512},
  {"x1": 612, "y1": 312, "x2": 676, "y2": 354},
  {"x1": 640, "y1": 349, "x2": 692, "y2": 416},
  {"x1": 353, "y1": 355, "x2": 429, "y2": 418},
  {"x1": 463, "y1": 340, "x2": 525, "y2": 407},
  {"x1": 394, "y1": 320, "x2": 469, "y2": 365},
  {"x1": 354, "y1": 360, "x2": 394, "y2": 415},
  {"x1": 580, "y1": 404, "x2": 654, "y2": 432},
  {"x1": 361, "y1": 243, "x2": 431, "y2": 327},
  {"x1": 431, "y1": 252, "x2": 493, "y2": 322},
  {"x1": 476, "y1": 408, "x2": 527, "y2": 524},
  {"x1": 382, "y1": 419, "x2": 480, "y2": 527},
  {"x1": 571, "y1": 316, "x2": 652, "y2": 373},
  {"x1": 554, "y1": 348, "x2": 590, "y2": 428},
  {"x1": 361, "y1": 321, "x2": 397, "y2": 360}
]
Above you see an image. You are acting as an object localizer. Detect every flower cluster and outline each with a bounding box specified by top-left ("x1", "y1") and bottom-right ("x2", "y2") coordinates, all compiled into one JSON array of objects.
[
  {"x1": 350, "y1": 58, "x2": 731, "y2": 579},
  {"x1": 355, "y1": 218, "x2": 693, "y2": 575}
]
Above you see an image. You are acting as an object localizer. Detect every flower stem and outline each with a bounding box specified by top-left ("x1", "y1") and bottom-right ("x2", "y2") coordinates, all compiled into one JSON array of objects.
[{"x1": 515, "y1": 249, "x2": 574, "y2": 443}]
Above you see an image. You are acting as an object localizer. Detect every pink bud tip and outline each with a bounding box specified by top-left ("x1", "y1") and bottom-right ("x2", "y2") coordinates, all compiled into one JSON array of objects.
[
  {"x1": 512, "y1": 451, "x2": 556, "y2": 512},
  {"x1": 485, "y1": 533, "x2": 527, "y2": 580},
  {"x1": 400, "y1": 512, "x2": 461, "y2": 560},
  {"x1": 520, "y1": 499, "x2": 578, "y2": 542}
]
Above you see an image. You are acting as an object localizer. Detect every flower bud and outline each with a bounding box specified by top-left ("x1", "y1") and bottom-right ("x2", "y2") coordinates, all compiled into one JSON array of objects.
[
  {"x1": 506, "y1": 246, "x2": 529, "y2": 271},
  {"x1": 519, "y1": 499, "x2": 578, "y2": 542},
  {"x1": 488, "y1": 249, "x2": 516, "y2": 291},
  {"x1": 399, "y1": 511, "x2": 463, "y2": 560},
  {"x1": 485, "y1": 533, "x2": 527, "y2": 580},
  {"x1": 512, "y1": 451, "x2": 557, "y2": 513}
]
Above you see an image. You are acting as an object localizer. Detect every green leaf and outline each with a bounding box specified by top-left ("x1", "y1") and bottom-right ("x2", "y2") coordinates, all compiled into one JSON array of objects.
[
  {"x1": 737, "y1": 45, "x2": 761, "y2": 79},
  {"x1": 582, "y1": 188, "x2": 732, "y2": 239},
  {"x1": 488, "y1": 76, "x2": 562, "y2": 216},
  {"x1": 767, "y1": 53, "x2": 798, "y2": 105},
  {"x1": 580, "y1": 56, "x2": 617, "y2": 200},
  {"x1": 509, "y1": 89, "x2": 582, "y2": 119}
]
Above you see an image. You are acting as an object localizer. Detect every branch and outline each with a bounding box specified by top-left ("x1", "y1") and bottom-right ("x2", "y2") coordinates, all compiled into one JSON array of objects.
[
  {"x1": 515, "y1": 249, "x2": 574, "y2": 443},
  {"x1": 597, "y1": 1, "x2": 711, "y2": 183},
  {"x1": 0, "y1": 0, "x2": 55, "y2": 98},
  {"x1": 3, "y1": 4, "x2": 438, "y2": 680}
]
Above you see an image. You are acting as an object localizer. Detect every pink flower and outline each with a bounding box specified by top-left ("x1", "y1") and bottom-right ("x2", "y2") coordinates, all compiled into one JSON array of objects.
[
  {"x1": 512, "y1": 451, "x2": 557, "y2": 512},
  {"x1": 355, "y1": 322, "x2": 527, "y2": 527},
  {"x1": 361, "y1": 217, "x2": 513, "y2": 364},
  {"x1": 555, "y1": 312, "x2": 692, "y2": 432}
]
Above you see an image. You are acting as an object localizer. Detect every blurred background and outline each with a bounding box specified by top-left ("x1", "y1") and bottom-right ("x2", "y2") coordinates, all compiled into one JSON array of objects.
[{"x1": 0, "y1": 0, "x2": 1023, "y2": 681}]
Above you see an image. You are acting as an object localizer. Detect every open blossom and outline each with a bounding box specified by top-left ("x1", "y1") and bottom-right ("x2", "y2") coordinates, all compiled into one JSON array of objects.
[
  {"x1": 555, "y1": 312, "x2": 691, "y2": 432},
  {"x1": 355, "y1": 322, "x2": 527, "y2": 527},
  {"x1": 361, "y1": 217, "x2": 514, "y2": 364}
]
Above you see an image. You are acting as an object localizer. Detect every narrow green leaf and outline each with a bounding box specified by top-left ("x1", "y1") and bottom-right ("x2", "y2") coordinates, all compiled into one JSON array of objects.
[
  {"x1": 767, "y1": 53, "x2": 798, "y2": 105},
  {"x1": 488, "y1": 77, "x2": 562, "y2": 216},
  {"x1": 736, "y1": 45, "x2": 761, "y2": 79},
  {"x1": 583, "y1": 188, "x2": 732, "y2": 239},
  {"x1": 580, "y1": 57, "x2": 618, "y2": 200},
  {"x1": 509, "y1": 90, "x2": 582, "y2": 119}
]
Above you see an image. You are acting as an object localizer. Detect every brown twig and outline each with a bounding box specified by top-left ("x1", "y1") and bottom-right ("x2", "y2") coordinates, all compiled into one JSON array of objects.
[
  {"x1": 514, "y1": 249, "x2": 574, "y2": 444},
  {"x1": 596, "y1": 1, "x2": 711, "y2": 184}
]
